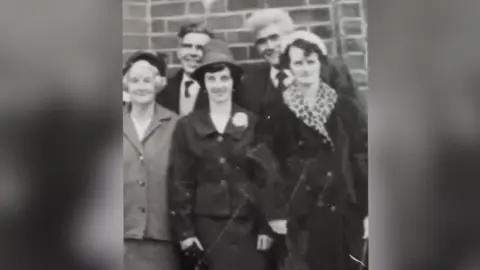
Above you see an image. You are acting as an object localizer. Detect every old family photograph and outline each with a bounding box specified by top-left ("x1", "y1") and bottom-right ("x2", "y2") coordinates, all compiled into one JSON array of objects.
[{"x1": 123, "y1": 1, "x2": 368, "y2": 270}]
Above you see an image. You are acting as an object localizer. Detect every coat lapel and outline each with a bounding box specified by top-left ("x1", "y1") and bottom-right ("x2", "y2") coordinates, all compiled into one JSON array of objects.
[
  {"x1": 142, "y1": 104, "x2": 173, "y2": 141},
  {"x1": 123, "y1": 107, "x2": 144, "y2": 155}
]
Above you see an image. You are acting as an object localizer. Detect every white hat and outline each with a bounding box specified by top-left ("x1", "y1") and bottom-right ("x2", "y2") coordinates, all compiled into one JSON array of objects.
[{"x1": 282, "y1": 30, "x2": 328, "y2": 56}]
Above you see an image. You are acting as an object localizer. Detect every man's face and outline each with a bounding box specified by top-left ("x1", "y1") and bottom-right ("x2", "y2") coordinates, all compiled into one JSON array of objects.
[
  {"x1": 177, "y1": 32, "x2": 211, "y2": 75},
  {"x1": 255, "y1": 24, "x2": 284, "y2": 67}
]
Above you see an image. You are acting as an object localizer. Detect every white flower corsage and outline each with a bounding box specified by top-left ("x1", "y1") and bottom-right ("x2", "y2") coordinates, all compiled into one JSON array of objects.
[{"x1": 232, "y1": 112, "x2": 248, "y2": 128}]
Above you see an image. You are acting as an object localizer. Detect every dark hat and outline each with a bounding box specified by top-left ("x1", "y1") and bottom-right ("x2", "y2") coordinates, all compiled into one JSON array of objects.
[
  {"x1": 191, "y1": 39, "x2": 242, "y2": 82},
  {"x1": 123, "y1": 51, "x2": 167, "y2": 76}
]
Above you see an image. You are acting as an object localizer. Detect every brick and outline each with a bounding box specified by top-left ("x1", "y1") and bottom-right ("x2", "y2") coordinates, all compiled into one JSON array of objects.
[
  {"x1": 248, "y1": 45, "x2": 262, "y2": 60},
  {"x1": 323, "y1": 40, "x2": 335, "y2": 55},
  {"x1": 230, "y1": 46, "x2": 248, "y2": 61},
  {"x1": 190, "y1": 0, "x2": 226, "y2": 14},
  {"x1": 123, "y1": 4, "x2": 147, "y2": 18},
  {"x1": 167, "y1": 17, "x2": 205, "y2": 33},
  {"x1": 268, "y1": 0, "x2": 306, "y2": 8},
  {"x1": 123, "y1": 52, "x2": 134, "y2": 64},
  {"x1": 310, "y1": 0, "x2": 332, "y2": 4},
  {"x1": 351, "y1": 71, "x2": 368, "y2": 87},
  {"x1": 290, "y1": 8, "x2": 331, "y2": 24},
  {"x1": 151, "y1": 2, "x2": 186, "y2": 18},
  {"x1": 226, "y1": 31, "x2": 254, "y2": 44},
  {"x1": 151, "y1": 35, "x2": 179, "y2": 49},
  {"x1": 189, "y1": 1, "x2": 205, "y2": 14},
  {"x1": 311, "y1": 24, "x2": 334, "y2": 39},
  {"x1": 227, "y1": 0, "x2": 264, "y2": 11},
  {"x1": 154, "y1": 50, "x2": 176, "y2": 65},
  {"x1": 123, "y1": 19, "x2": 149, "y2": 34},
  {"x1": 340, "y1": 3, "x2": 361, "y2": 18},
  {"x1": 213, "y1": 31, "x2": 227, "y2": 41},
  {"x1": 345, "y1": 54, "x2": 366, "y2": 70},
  {"x1": 207, "y1": 15, "x2": 243, "y2": 30},
  {"x1": 342, "y1": 20, "x2": 363, "y2": 35},
  {"x1": 152, "y1": 20, "x2": 165, "y2": 33},
  {"x1": 123, "y1": 35, "x2": 149, "y2": 50},
  {"x1": 343, "y1": 38, "x2": 366, "y2": 53}
]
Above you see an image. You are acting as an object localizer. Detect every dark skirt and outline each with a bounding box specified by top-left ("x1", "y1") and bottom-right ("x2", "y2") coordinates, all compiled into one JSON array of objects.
[
  {"x1": 284, "y1": 206, "x2": 365, "y2": 270},
  {"x1": 124, "y1": 239, "x2": 179, "y2": 270},
  {"x1": 195, "y1": 216, "x2": 267, "y2": 270}
]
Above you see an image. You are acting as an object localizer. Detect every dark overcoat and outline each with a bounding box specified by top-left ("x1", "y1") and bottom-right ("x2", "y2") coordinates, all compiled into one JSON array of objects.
[
  {"x1": 168, "y1": 104, "x2": 278, "y2": 270},
  {"x1": 265, "y1": 93, "x2": 368, "y2": 270}
]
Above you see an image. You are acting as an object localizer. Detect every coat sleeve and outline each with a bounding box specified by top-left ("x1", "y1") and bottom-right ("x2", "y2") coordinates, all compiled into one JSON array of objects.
[
  {"x1": 337, "y1": 96, "x2": 368, "y2": 217},
  {"x1": 246, "y1": 137, "x2": 286, "y2": 234},
  {"x1": 168, "y1": 119, "x2": 197, "y2": 241}
]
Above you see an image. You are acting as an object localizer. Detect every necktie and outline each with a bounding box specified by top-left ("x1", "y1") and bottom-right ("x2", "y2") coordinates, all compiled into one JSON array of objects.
[
  {"x1": 276, "y1": 71, "x2": 288, "y2": 92},
  {"x1": 184, "y1": 80, "x2": 194, "y2": 98}
]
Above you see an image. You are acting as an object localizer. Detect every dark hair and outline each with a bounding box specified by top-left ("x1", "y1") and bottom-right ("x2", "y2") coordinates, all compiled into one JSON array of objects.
[
  {"x1": 177, "y1": 23, "x2": 215, "y2": 39},
  {"x1": 280, "y1": 39, "x2": 328, "y2": 69},
  {"x1": 195, "y1": 63, "x2": 242, "y2": 91}
]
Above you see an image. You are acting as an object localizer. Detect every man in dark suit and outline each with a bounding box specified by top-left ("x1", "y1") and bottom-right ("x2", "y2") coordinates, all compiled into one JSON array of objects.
[
  {"x1": 241, "y1": 8, "x2": 366, "y2": 270},
  {"x1": 156, "y1": 23, "x2": 214, "y2": 116}
]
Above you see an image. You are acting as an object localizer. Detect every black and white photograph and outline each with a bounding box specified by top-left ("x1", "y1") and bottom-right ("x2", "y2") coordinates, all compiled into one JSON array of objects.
[{"x1": 122, "y1": 0, "x2": 368, "y2": 269}]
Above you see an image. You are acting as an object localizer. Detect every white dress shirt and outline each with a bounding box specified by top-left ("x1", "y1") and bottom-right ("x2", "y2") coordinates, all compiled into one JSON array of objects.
[{"x1": 179, "y1": 74, "x2": 200, "y2": 116}]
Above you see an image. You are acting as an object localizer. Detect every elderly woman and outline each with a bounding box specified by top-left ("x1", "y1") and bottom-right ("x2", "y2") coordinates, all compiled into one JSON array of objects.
[
  {"x1": 266, "y1": 31, "x2": 368, "y2": 270},
  {"x1": 123, "y1": 51, "x2": 180, "y2": 270},
  {"x1": 168, "y1": 39, "x2": 280, "y2": 270}
]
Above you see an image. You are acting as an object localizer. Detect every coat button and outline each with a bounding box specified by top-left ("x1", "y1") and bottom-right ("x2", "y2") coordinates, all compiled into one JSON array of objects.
[
  {"x1": 220, "y1": 180, "x2": 227, "y2": 186},
  {"x1": 139, "y1": 155, "x2": 144, "y2": 161},
  {"x1": 298, "y1": 140, "x2": 304, "y2": 147},
  {"x1": 305, "y1": 185, "x2": 311, "y2": 191},
  {"x1": 138, "y1": 180, "x2": 145, "y2": 186},
  {"x1": 139, "y1": 207, "x2": 146, "y2": 213},
  {"x1": 219, "y1": 157, "x2": 226, "y2": 164},
  {"x1": 326, "y1": 171, "x2": 333, "y2": 177},
  {"x1": 330, "y1": 205, "x2": 336, "y2": 212},
  {"x1": 217, "y1": 136, "x2": 224, "y2": 142},
  {"x1": 322, "y1": 139, "x2": 327, "y2": 144}
]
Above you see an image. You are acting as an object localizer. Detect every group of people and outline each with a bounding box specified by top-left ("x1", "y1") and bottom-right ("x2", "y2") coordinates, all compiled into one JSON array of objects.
[{"x1": 123, "y1": 8, "x2": 368, "y2": 270}]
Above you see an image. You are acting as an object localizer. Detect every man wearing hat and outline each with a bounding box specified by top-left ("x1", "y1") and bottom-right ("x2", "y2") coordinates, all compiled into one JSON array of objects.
[{"x1": 155, "y1": 22, "x2": 214, "y2": 116}]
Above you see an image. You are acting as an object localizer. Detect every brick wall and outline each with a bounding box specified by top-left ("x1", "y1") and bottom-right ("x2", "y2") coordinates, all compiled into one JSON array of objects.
[{"x1": 123, "y1": 0, "x2": 368, "y2": 90}]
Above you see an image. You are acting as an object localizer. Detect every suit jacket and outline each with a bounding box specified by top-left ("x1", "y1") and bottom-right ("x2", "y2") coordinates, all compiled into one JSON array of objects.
[
  {"x1": 156, "y1": 70, "x2": 209, "y2": 114},
  {"x1": 123, "y1": 104, "x2": 180, "y2": 241}
]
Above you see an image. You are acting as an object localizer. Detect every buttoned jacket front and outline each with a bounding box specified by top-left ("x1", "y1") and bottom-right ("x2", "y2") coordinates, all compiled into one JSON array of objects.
[
  {"x1": 168, "y1": 104, "x2": 279, "y2": 240},
  {"x1": 123, "y1": 104, "x2": 179, "y2": 241}
]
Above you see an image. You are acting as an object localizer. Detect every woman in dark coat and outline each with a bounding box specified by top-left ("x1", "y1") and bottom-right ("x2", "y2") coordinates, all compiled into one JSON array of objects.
[
  {"x1": 268, "y1": 31, "x2": 368, "y2": 270},
  {"x1": 168, "y1": 39, "x2": 278, "y2": 270}
]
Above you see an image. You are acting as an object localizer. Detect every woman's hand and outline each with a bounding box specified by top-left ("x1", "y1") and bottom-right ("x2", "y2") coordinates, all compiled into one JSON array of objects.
[
  {"x1": 180, "y1": 237, "x2": 204, "y2": 251},
  {"x1": 257, "y1": 235, "x2": 274, "y2": 251},
  {"x1": 269, "y1": 219, "x2": 288, "y2": 235}
]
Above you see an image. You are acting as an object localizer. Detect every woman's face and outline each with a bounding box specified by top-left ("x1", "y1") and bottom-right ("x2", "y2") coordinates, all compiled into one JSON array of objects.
[
  {"x1": 204, "y1": 67, "x2": 234, "y2": 104},
  {"x1": 126, "y1": 61, "x2": 157, "y2": 105},
  {"x1": 288, "y1": 46, "x2": 321, "y2": 86}
]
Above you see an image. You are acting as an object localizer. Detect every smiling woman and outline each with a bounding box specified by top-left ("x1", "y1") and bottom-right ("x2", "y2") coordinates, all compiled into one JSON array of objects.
[
  {"x1": 168, "y1": 39, "x2": 281, "y2": 270},
  {"x1": 122, "y1": 51, "x2": 181, "y2": 270}
]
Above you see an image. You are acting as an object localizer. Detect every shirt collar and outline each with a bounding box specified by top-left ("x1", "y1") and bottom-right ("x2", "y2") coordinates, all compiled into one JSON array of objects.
[
  {"x1": 270, "y1": 66, "x2": 280, "y2": 83},
  {"x1": 192, "y1": 104, "x2": 251, "y2": 140}
]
